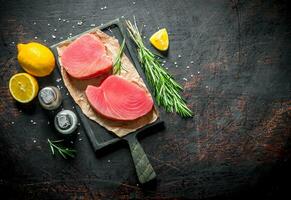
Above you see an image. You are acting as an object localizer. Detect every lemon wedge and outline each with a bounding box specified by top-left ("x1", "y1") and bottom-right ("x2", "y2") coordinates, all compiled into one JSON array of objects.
[
  {"x1": 9, "y1": 73, "x2": 39, "y2": 103},
  {"x1": 149, "y1": 28, "x2": 169, "y2": 51},
  {"x1": 17, "y1": 42, "x2": 55, "y2": 77}
]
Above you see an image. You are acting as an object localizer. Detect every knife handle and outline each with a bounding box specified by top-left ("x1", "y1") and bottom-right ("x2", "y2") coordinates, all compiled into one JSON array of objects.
[{"x1": 128, "y1": 135, "x2": 156, "y2": 184}]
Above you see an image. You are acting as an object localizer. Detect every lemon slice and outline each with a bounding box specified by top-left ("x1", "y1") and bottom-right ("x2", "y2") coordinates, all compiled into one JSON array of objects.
[
  {"x1": 17, "y1": 42, "x2": 55, "y2": 77},
  {"x1": 149, "y1": 28, "x2": 169, "y2": 51},
  {"x1": 9, "y1": 73, "x2": 39, "y2": 103}
]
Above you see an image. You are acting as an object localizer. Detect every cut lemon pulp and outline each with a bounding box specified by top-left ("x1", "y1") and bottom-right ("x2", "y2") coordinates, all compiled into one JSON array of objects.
[
  {"x1": 9, "y1": 73, "x2": 39, "y2": 103},
  {"x1": 149, "y1": 28, "x2": 169, "y2": 51}
]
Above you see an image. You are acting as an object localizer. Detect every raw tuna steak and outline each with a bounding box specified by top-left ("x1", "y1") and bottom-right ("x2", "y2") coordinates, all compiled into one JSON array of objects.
[
  {"x1": 61, "y1": 34, "x2": 112, "y2": 79},
  {"x1": 85, "y1": 75, "x2": 154, "y2": 121}
]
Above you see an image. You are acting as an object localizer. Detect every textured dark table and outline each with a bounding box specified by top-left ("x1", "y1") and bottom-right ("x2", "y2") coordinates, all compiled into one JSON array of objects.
[{"x1": 1, "y1": 0, "x2": 291, "y2": 199}]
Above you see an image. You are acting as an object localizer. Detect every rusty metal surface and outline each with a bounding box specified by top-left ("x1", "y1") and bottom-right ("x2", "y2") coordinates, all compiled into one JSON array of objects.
[{"x1": 0, "y1": 0, "x2": 291, "y2": 199}]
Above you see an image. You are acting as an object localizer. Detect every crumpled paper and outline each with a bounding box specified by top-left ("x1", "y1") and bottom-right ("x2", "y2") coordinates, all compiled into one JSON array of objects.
[{"x1": 57, "y1": 29, "x2": 158, "y2": 137}]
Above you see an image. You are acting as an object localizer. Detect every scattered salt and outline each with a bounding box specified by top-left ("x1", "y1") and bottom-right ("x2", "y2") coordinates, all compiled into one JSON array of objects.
[
  {"x1": 60, "y1": 36, "x2": 63, "y2": 40},
  {"x1": 108, "y1": 160, "x2": 111, "y2": 163},
  {"x1": 62, "y1": 19, "x2": 66, "y2": 22},
  {"x1": 77, "y1": 21, "x2": 83, "y2": 26},
  {"x1": 54, "y1": 28, "x2": 57, "y2": 32},
  {"x1": 66, "y1": 93, "x2": 69, "y2": 96},
  {"x1": 183, "y1": 77, "x2": 188, "y2": 81},
  {"x1": 190, "y1": 74, "x2": 194, "y2": 77},
  {"x1": 30, "y1": 120, "x2": 33, "y2": 123},
  {"x1": 72, "y1": 25, "x2": 75, "y2": 28},
  {"x1": 11, "y1": 121, "x2": 15, "y2": 125},
  {"x1": 33, "y1": 122, "x2": 37, "y2": 125},
  {"x1": 197, "y1": 71, "x2": 200, "y2": 74},
  {"x1": 34, "y1": 36, "x2": 38, "y2": 39},
  {"x1": 165, "y1": 67, "x2": 169, "y2": 70},
  {"x1": 12, "y1": 41, "x2": 15, "y2": 44},
  {"x1": 143, "y1": 24, "x2": 146, "y2": 27},
  {"x1": 178, "y1": 54, "x2": 182, "y2": 58},
  {"x1": 90, "y1": 24, "x2": 95, "y2": 27},
  {"x1": 48, "y1": 23, "x2": 50, "y2": 26},
  {"x1": 206, "y1": 85, "x2": 209, "y2": 88},
  {"x1": 70, "y1": 141, "x2": 74, "y2": 144},
  {"x1": 33, "y1": 22, "x2": 36, "y2": 25},
  {"x1": 143, "y1": 36, "x2": 146, "y2": 39},
  {"x1": 58, "y1": 18, "x2": 61, "y2": 21},
  {"x1": 133, "y1": 1, "x2": 136, "y2": 4},
  {"x1": 79, "y1": 138, "x2": 82, "y2": 141},
  {"x1": 56, "y1": 78, "x2": 62, "y2": 82},
  {"x1": 190, "y1": 61, "x2": 194, "y2": 64},
  {"x1": 52, "y1": 35, "x2": 56, "y2": 39},
  {"x1": 186, "y1": 66, "x2": 190, "y2": 69},
  {"x1": 44, "y1": 39, "x2": 47, "y2": 42},
  {"x1": 121, "y1": 16, "x2": 125, "y2": 18},
  {"x1": 101, "y1": 7, "x2": 104, "y2": 10},
  {"x1": 104, "y1": 6, "x2": 107, "y2": 9},
  {"x1": 47, "y1": 121, "x2": 50, "y2": 125},
  {"x1": 163, "y1": 60, "x2": 166, "y2": 63},
  {"x1": 33, "y1": 139, "x2": 37, "y2": 143},
  {"x1": 175, "y1": 65, "x2": 178, "y2": 68},
  {"x1": 174, "y1": 62, "x2": 177, "y2": 65},
  {"x1": 69, "y1": 33, "x2": 72, "y2": 36},
  {"x1": 77, "y1": 132, "x2": 80, "y2": 135}
]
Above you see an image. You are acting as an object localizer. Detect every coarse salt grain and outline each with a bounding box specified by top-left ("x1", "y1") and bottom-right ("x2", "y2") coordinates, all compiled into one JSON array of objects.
[
  {"x1": 52, "y1": 35, "x2": 56, "y2": 39},
  {"x1": 90, "y1": 24, "x2": 95, "y2": 27},
  {"x1": 77, "y1": 21, "x2": 83, "y2": 25},
  {"x1": 190, "y1": 61, "x2": 194, "y2": 64},
  {"x1": 11, "y1": 121, "x2": 15, "y2": 125},
  {"x1": 183, "y1": 78, "x2": 188, "y2": 81},
  {"x1": 186, "y1": 66, "x2": 190, "y2": 69},
  {"x1": 178, "y1": 54, "x2": 181, "y2": 58},
  {"x1": 33, "y1": 139, "x2": 37, "y2": 143}
]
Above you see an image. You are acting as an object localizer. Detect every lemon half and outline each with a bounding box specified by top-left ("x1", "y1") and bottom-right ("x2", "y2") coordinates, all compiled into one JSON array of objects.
[
  {"x1": 17, "y1": 42, "x2": 55, "y2": 77},
  {"x1": 9, "y1": 73, "x2": 39, "y2": 103}
]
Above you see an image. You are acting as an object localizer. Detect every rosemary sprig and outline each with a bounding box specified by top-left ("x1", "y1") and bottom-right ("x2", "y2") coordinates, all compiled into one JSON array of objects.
[
  {"x1": 47, "y1": 139, "x2": 76, "y2": 159},
  {"x1": 113, "y1": 39, "x2": 126, "y2": 75},
  {"x1": 126, "y1": 19, "x2": 193, "y2": 117}
]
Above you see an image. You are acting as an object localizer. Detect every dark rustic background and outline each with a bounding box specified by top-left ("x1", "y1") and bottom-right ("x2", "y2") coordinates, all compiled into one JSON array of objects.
[{"x1": 1, "y1": 0, "x2": 291, "y2": 199}]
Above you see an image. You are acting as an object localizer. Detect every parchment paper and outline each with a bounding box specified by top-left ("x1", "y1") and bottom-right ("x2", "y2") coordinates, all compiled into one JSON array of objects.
[{"x1": 57, "y1": 30, "x2": 158, "y2": 137}]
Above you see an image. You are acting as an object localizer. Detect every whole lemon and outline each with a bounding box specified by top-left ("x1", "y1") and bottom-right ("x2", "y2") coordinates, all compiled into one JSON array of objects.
[{"x1": 17, "y1": 42, "x2": 56, "y2": 77}]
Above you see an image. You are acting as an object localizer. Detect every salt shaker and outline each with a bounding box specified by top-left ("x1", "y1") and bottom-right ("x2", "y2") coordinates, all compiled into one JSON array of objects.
[
  {"x1": 38, "y1": 86, "x2": 62, "y2": 110},
  {"x1": 54, "y1": 110, "x2": 78, "y2": 135}
]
